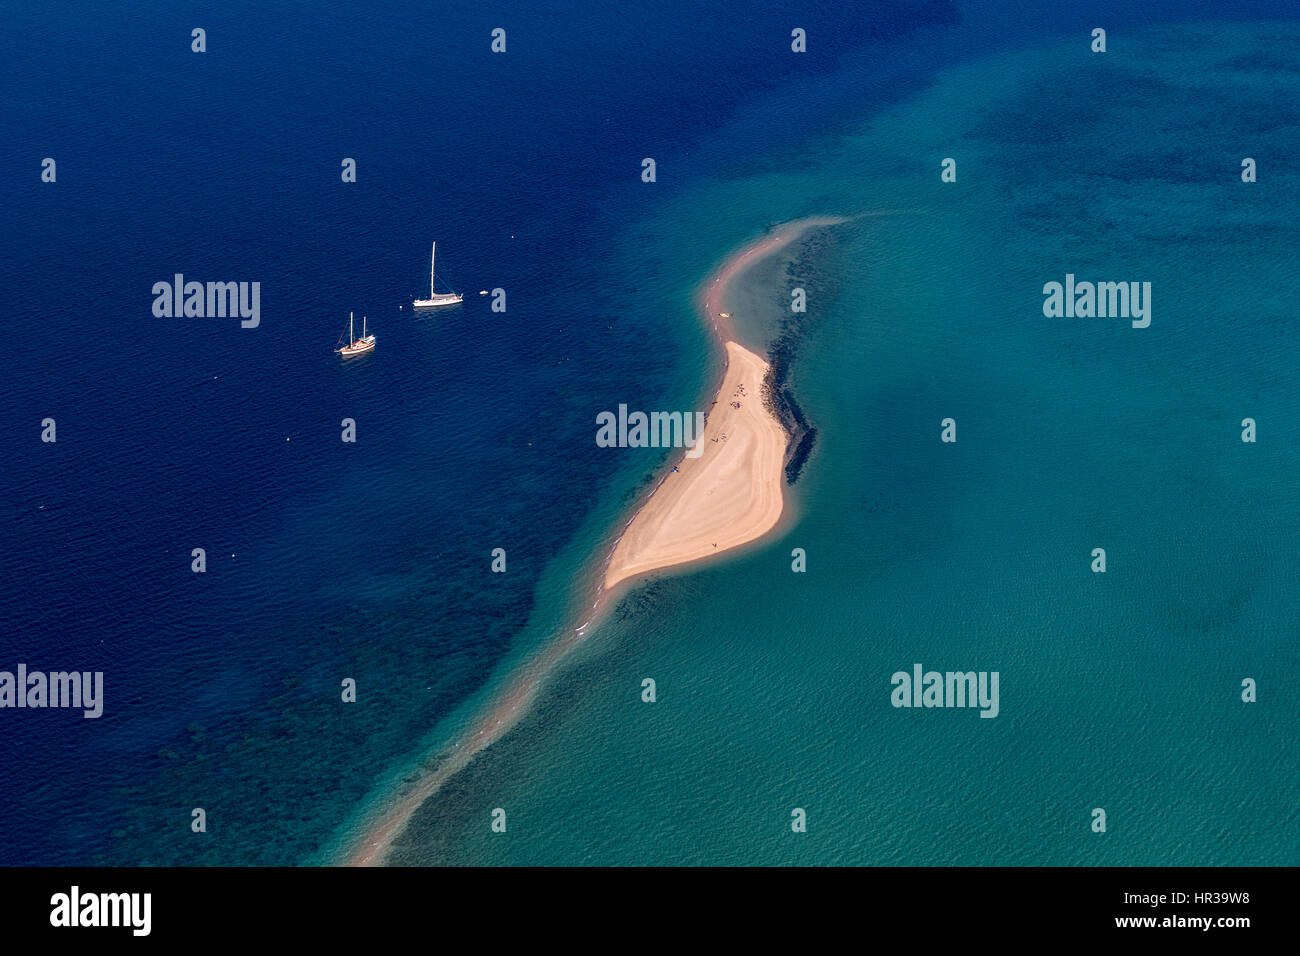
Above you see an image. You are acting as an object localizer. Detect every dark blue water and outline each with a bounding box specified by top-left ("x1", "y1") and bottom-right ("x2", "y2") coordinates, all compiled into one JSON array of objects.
[{"x1": 0, "y1": 0, "x2": 1292, "y2": 865}]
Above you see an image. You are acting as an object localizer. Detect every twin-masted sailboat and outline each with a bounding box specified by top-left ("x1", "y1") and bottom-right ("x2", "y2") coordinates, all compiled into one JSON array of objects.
[{"x1": 335, "y1": 311, "x2": 375, "y2": 357}]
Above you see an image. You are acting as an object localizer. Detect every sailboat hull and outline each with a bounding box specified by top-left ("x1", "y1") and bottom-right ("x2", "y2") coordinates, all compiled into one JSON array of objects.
[
  {"x1": 412, "y1": 293, "x2": 463, "y2": 309},
  {"x1": 338, "y1": 335, "x2": 376, "y2": 356}
]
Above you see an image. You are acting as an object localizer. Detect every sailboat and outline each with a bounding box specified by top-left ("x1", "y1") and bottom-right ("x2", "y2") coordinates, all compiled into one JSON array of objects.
[
  {"x1": 412, "y1": 242, "x2": 463, "y2": 309},
  {"x1": 335, "y1": 311, "x2": 375, "y2": 356}
]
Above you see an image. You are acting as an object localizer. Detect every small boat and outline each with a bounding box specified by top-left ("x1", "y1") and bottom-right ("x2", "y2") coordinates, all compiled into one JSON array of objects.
[
  {"x1": 719, "y1": 312, "x2": 731, "y2": 318},
  {"x1": 336, "y1": 312, "x2": 375, "y2": 356},
  {"x1": 413, "y1": 242, "x2": 463, "y2": 309},
  {"x1": 479, "y1": 290, "x2": 488, "y2": 295}
]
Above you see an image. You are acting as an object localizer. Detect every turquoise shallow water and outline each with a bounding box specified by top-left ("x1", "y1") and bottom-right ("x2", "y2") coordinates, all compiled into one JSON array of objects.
[{"x1": 384, "y1": 21, "x2": 1300, "y2": 866}]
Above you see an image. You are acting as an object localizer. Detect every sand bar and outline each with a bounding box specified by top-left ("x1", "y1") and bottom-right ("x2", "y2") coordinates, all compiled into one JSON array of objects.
[
  {"x1": 602, "y1": 340, "x2": 786, "y2": 589},
  {"x1": 604, "y1": 215, "x2": 846, "y2": 590},
  {"x1": 342, "y1": 216, "x2": 843, "y2": 866}
]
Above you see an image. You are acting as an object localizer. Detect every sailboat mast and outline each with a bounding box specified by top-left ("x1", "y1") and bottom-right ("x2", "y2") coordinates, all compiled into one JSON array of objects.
[
  {"x1": 350, "y1": 311, "x2": 354, "y2": 342},
  {"x1": 430, "y1": 242, "x2": 436, "y2": 297}
]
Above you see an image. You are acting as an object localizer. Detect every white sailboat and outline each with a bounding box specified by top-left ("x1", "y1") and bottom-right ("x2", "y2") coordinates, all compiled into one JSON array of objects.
[
  {"x1": 412, "y1": 242, "x2": 463, "y2": 309},
  {"x1": 335, "y1": 311, "x2": 375, "y2": 356}
]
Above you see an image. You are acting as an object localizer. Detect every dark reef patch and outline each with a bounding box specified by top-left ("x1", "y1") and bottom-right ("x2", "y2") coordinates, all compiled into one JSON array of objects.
[
  {"x1": 761, "y1": 227, "x2": 842, "y2": 485},
  {"x1": 763, "y1": 343, "x2": 817, "y2": 485}
]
